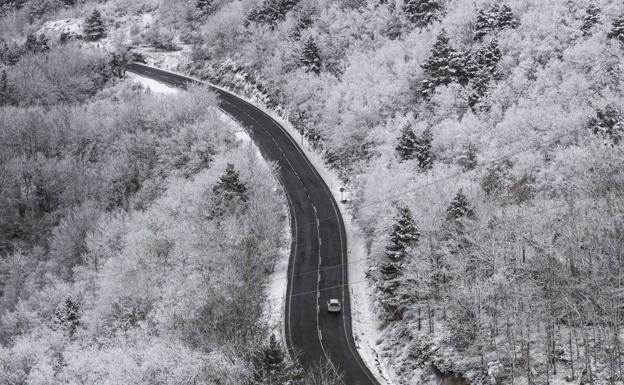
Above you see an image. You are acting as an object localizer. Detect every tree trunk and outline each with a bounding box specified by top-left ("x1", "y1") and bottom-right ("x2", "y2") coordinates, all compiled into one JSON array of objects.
[{"x1": 569, "y1": 324, "x2": 575, "y2": 381}]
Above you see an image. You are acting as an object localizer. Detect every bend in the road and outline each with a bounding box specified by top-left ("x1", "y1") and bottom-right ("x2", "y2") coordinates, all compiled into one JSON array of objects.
[{"x1": 126, "y1": 63, "x2": 380, "y2": 385}]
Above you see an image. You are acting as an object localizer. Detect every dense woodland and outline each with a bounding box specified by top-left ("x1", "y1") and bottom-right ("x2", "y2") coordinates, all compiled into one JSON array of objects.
[
  {"x1": 1, "y1": 0, "x2": 624, "y2": 384},
  {"x1": 0, "y1": 2, "x2": 327, "y2": 384}
]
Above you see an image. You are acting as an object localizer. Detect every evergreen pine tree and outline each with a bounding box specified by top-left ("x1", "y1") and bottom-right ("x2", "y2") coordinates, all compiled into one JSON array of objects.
[
  {"x1": 0, "y1": 69, "x2": 8, "y2": 105},
  {"x1": 465, "y1": 39, "x2": 501, "y2": 108},
  {"x1": 588, "y1": 105, "x2": 623, "y2": 145},
  {"x1": 252, "y1": 334, "x2": 300, "y2": 384},
  {"x1": 83, "y1": 10, "x2": 105, "y2": 41},
  {"x1": 247, "y1": 0, "x2": 300, "y2": 27},
  {"x1": 110, "y1": 50, "x2": 130, "y2": 78},
  {"x1": 607, "y1": 15, "x2": 624, "y2": 43},
  {"x1": 496, "y1": 4, "x2": 517, "y2": 29},
  {"x1": 473, "y1": 6, "x2": 497, "y2": 41},
  {"x1": 301, "y1": 37, "x2": 321, "y2": 74},
  {"x1": 24, "y1": 33, "x2": 48, "y2": 53},
  {"x1": 473, "y1": 4, "x2": 517, "y2": 41},
  {"x1": 475, "y1": 39, "x2": 501, "y2": 77},
  {"x1": 446, "y1": 189, "x2": 475, "y2": 221},
  {"x1": 385, "y1": 204, "x2": 420, "y2": 262},
  {"x1": 414, "y1": 127, "x2": 433, "y2": 171},
  {"x1": 467, "y1": 67, "x2": 491, "y2": 109},
  {"x1": 581, "y1": 4, "x2": 601, "y2": 36},
  {"x1": 213, "y1": 163, "x2": 248, "y2": 201},
  {"x1": 420, "y1": 30, "x2": 466, "y2": 96},
  {"x1": 55, "y1": 297, "x2": 80, "y2": 338},
  {"x1": 403, "y1": 0, "x2": 443, "y2": 28},
  {"x1": 395, "y1": 122, "x2": 418, "y2": 161}
]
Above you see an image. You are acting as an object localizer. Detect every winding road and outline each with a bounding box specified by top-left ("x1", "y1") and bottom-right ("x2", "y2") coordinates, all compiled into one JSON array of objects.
[{"x1": 127, "y1": 63, "x2": 380, "y2": 385}]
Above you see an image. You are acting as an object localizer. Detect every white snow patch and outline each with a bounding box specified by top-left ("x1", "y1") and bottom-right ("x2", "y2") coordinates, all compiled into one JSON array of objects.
[
  {"x1": 37, "y1": 18, "x2": 83, "y2": 40},
  {"x1": 127, "y1": 72, "x2": 179, "y2": 94}
]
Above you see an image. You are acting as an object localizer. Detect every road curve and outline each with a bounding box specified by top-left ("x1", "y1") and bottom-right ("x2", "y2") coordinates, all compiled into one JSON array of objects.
[{"x1": 127, "y1": 63, "x2": 380, "y2": 385}]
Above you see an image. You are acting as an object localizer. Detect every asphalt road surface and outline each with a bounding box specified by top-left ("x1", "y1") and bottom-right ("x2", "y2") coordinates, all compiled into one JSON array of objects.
[{"x1": 127, "y1": 63, "x2": 380, "y2": 385}]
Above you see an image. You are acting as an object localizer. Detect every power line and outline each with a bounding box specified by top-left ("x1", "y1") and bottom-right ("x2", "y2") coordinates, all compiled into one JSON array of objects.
[
  {"x1": 70, "y1": 195, "x2": 594, "y2": 310},
  {"x1": 63, "y1": 194, "x2": 591, "y2": 291},
  {"x1": 276, "y1": 127, "x2": 585, "y2": 233}
]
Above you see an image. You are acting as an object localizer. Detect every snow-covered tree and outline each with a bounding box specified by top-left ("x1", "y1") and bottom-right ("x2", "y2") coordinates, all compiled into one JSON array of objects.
[
  {"x1": 473, "y1": 3, "x2": 517, "y2": 41},
  {"x1": 385, "y1": 203, "x2": 420, "y2": 262},
  {"x1": 607, "y1": 14, "x2": 624, "y2": 43},
  {"x1": 110, "y1": 51, "x2": 130, "y2": 78},
  {"x1": 83, "y1": 10, "x2": 105, "y2": 41},
  {"x1": 247, "y1": 0, "x2": 300, "y2": 27},
  {"x1": 446, "y1": 189, "x2": 474, "y2": 221},
  {"x1": 472, "y1": 39, "x2": 501, "y2": 77},
  {"x1": 396, "y1": 122, "x2": 418, "y2": 161},
  {"x1": 497, "y1": 4, "x2": 517, "y2": 29},
  {"x1": 414, "y1": 127, "x2": 433, "y2": 171},
  {"x1": 403, "y1": 0, "x2": 443, "y2": 28},
  {"x1": 55, "y1": 297, "x2": 80, "y2": 338},
  {"x1": 252, "y1": 334, "x2": 300, "y2": 384},
  {"x1": 420, "y1": 30, "x2": 466, "y2": 96},
  {"x1": 213, "y1": 163, "x2": 248, "y2": 202},
  {"x1": 580, "y1": 4, "x2": 601, "y2": 36},
  {"x1": 301, "y1": 37, "x2": 321, "y2": 74},
  {"x1": 24, "y1": 32, "x2": 48, "y2": 53},
  {"x1": 465, "y1": 39, "x2": 501, "y2": 107},
  {"x1": 588, "y1": 105, "x2": 623, "y2": 145},
  {"x1": 473, "y1": 6, "x2": 494, "y2": 41}
]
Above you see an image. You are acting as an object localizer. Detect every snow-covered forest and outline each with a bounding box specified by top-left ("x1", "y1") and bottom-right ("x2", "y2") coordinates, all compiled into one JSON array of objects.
[{"x1": 2, "y1": 0, "x2": 624, "y2": 384}]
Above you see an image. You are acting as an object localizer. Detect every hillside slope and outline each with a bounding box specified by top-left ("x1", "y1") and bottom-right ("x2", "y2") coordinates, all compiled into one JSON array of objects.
[{"x1": 2, "y1": 0, "x2": 624, "y2": 384}]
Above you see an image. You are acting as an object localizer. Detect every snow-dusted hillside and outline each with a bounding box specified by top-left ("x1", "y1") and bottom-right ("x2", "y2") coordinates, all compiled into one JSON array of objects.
[{"x1": 2, "y1": 0, "x2": 624, "y2": 384}]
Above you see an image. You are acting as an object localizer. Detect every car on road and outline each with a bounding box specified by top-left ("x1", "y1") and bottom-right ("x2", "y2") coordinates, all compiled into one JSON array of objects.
[{"x1": 327, "y1": 299, "x2": 342, "y2": 313}]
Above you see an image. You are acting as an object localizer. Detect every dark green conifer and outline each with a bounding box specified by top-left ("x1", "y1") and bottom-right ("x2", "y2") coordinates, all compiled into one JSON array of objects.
[
  {"x1": 385, "y1": 204, "x2": 420, "y2": 262},
  {"x1": 446, "y1": 189, "x2": 475, "y2": 221},
  {"x1": 301, "y1": 37, "x2": 321, "y2": 74},
  {"x1": 403, "y1": 0, "x2": 443, "y2": 28},
  {"x1": 83, "y1": 10, "x2": 105, "y2": 41},
  {"x1": 396, "y1": 123, "x2": 418, "y2": 161},
  {"x1": 608, "y1": 15, "x2": 624, "y2": 43}
]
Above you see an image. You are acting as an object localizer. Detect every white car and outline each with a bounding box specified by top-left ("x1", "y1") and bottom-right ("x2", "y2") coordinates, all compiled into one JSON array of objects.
[{"x1": 327, "y1": 299, "x2": 342, "y2": 313}]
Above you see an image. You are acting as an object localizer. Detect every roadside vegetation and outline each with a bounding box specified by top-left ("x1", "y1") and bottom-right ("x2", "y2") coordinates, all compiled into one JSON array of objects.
[{"x1": 2, "y1": 0, "x2": 624, "y2": 384}]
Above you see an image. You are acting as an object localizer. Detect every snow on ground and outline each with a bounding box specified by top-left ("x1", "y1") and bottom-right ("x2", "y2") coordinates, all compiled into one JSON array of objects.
[
  {"x1": 37, "y1": 18, "x2": 83, "y2": 40},
  {"x1": 138, "y1": 45, "x2": 192, "y2": 72},
  {"x1": 127, "y1": 72, "x2": 179, "y2": 94}
]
